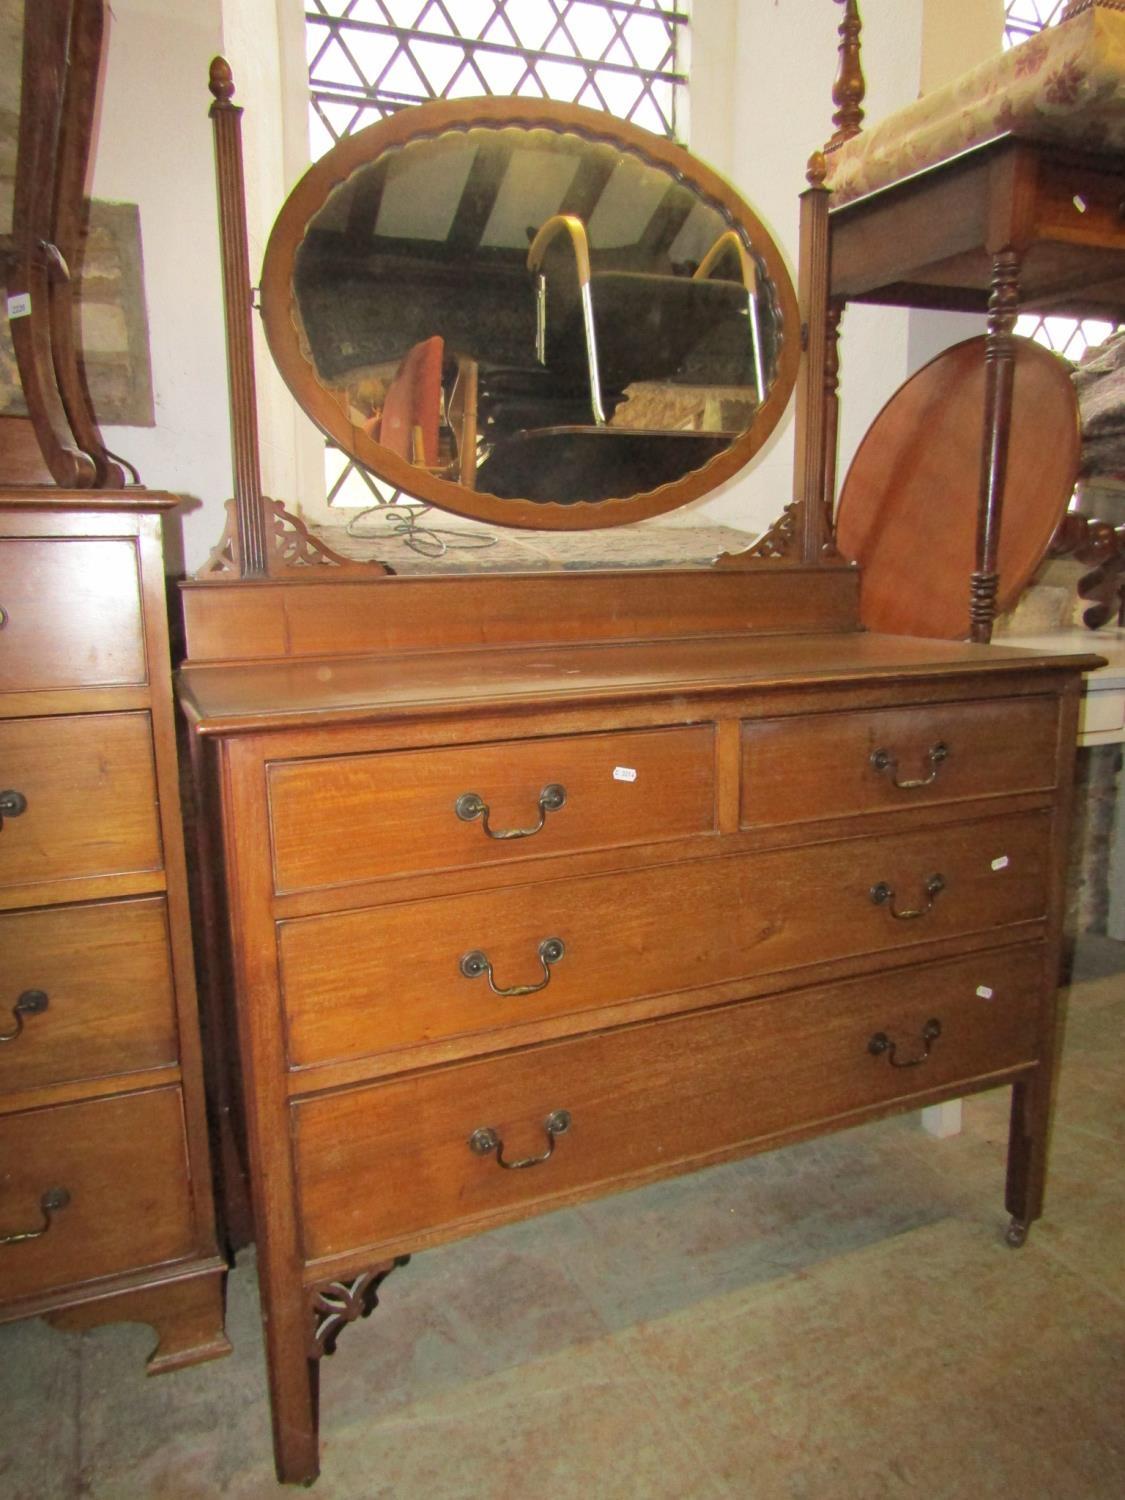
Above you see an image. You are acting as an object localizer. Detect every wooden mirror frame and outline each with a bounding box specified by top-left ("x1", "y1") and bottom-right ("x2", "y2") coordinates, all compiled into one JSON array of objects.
[{"x1": 258, "y1": 97, "x2": 800, "y2": 531}]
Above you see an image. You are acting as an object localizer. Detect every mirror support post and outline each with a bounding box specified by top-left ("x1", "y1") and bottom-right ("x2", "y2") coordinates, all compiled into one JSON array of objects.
[
  {"x1": 793, "y1": 152, "x2": 833, "y2": 563},
  {"x1": 208, "y1": 57, "x2": 270, "y2": 578}
]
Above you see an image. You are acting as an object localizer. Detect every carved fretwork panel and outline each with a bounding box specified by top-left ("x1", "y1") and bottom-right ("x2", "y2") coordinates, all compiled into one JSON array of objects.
[
  {"x1": 307, "y1": 1260, "x2": 403, "y2": 1360},
  {"x1": 197, "y1": 498, "x2": 393, "y2": 580}
]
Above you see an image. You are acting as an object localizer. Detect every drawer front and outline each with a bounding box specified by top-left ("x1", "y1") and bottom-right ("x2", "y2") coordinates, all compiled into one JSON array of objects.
[
  {"x1": 1038, "y1": 161, "x2": 1125, "y2": 248},
  {"x1": 0, "y1": 899, "x2": 178, "y2": 1095},
  {"x1": 268, "y1": 725, "x2": 716, "y2": 894},
  {"x1": 294, "y1": 945, "x2": 1045, "y2": 1259},
  {"x1": 0, "y1": 1087, "x2": 198, "y2": 1302},
  {"x1": 741, "y1": 697, "x2": 1058, "y2": 827},
  {"x1": 0, "y1": 713, "x2": 162, "y2": 896},
  {"x1": 280, "y1": 810, "x2": 1050, "y2": 1068},
  {"x1": 0, "y1": 538, "x2": 147, "y2": 693}
]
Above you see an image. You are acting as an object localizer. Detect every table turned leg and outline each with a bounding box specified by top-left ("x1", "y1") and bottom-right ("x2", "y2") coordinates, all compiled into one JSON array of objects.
[
  {"x1": 970, "y1": 248, "x2": 1022, "y2": 644},
  {"x1": 823, "y1": 301, "x2": 844, "y2": 541}
]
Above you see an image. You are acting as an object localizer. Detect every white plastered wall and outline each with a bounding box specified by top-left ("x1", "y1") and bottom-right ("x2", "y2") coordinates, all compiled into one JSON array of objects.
[
  {"x1": 91, "y1": 0, "x2": 229, "y2": 573},
  {"x1": 88, "y1": 0, "x2": 1003, "y2": 569}
]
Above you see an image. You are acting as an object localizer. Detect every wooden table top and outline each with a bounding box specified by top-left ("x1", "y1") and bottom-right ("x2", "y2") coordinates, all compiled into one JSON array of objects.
[{"x1": 178, "y1": 629, "x2": 1105, "y2": 736}]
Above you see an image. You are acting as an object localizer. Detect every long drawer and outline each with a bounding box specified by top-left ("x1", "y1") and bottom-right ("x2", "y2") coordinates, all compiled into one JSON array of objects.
[
  {"x1": 0, "y1": 1087, "x2": 198, "y2": 1302},
  {"x1": 267, "y1": 724, "x2": 716, "y2": 894},
  {"x1": 293, "y1": 945, "x2": 1045, "y2": 1261},
  {"x1": 0, "y1": 898, "x2": 179, "y2": 1096},
  {"x1": 741, "y1": 696, "x2": 1058, "y2": 826},
  {"x1": 279, "y1": 809, "x2": 1051, "y2": 1068},
  {"x1": 0, "y1": 537, "x2": 147, "y2": 694},
  {"x1": 0, "y1": 713, "x2": 162, "y2": 899}
]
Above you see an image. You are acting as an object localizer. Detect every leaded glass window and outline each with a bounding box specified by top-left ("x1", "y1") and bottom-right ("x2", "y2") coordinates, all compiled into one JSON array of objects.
[
  {"x1": 307, "y1": 2, "x2": 688, "y2": 155},
  {"x1": 1004, "y1": 1, "x2": 1069, "y2": 48},
  {"x1": 1004, "y1": 2, "x2": 1115, "y2": 361}
]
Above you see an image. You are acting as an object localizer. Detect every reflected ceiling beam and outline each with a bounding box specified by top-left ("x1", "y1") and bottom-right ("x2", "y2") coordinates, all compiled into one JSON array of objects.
[
  {"x1": 445, "y1": 138, "x2": 512, "y2": 254},
  {"x1": 556, "y1": 152, "x2": 617, "y2": 226},
  {"x1": 638, "y1": 185, "x2": 697, "y2": 265},
  {"x1": 344, "y1": 157, "x2": 388, "y2": 246}
]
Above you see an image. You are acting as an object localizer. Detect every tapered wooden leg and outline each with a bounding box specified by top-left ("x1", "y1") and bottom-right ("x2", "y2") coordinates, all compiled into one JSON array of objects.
[
  {"x1": 264, "y1": 1299, "x2": 322, "y2": 1485},
  {"x1": 1004, "y1": 1074, "x2": 1051, "y2": 1248},
  {"x1": 970, "y1": 248, "x2": 1022, "y2": 644}
]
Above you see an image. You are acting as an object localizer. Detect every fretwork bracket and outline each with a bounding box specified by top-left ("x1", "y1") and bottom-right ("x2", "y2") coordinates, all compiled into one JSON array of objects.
[
  {"x1": 197, "y1": 497, "x2": 393, "y2": 580},
  {"x1": 307, "y1": 1258, "x2": 406, "y2": 1361}
]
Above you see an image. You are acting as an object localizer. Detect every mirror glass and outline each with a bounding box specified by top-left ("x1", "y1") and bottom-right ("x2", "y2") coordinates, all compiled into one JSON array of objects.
[{"x1": 262, "y1": 102, "x2": 799, "y2": 529}]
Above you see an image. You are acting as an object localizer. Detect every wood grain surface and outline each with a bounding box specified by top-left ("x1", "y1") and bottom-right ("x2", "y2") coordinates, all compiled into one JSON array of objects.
[
  {"x1": 293, "y1": 944, "x2": 1045, "y2": 1261},
  {"x1": 835, "y1": 337, "x2": 1079, "y2": 638}
]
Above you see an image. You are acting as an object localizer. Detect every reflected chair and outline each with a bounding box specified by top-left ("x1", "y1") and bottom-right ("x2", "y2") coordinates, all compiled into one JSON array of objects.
[
  {"x1": 525, "y1": 215, "x2": 764, "y2": 425},
  {"x1": 375, "y1": 336, "x2": 479, "y2": 488}
]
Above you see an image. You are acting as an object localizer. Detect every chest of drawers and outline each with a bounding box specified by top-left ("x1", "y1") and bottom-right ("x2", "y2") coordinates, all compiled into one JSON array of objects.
[
  {"x1": 178, "y1": 566, "x2": 1099, "y2": 1484},
  {"x1": 0, "y1": 491, "x2": 227, "y2": 1372}
]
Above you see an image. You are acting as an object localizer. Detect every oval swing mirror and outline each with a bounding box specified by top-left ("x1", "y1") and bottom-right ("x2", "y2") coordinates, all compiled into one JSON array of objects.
[{"x1": 260, "y1": 98, "x2": 799, "y2": 530}]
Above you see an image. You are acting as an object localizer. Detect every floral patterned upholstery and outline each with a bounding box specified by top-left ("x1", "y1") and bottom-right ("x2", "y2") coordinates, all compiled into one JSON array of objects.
[{"x1": 825, "y1": 4, "x2": 1125, "y2": 207}]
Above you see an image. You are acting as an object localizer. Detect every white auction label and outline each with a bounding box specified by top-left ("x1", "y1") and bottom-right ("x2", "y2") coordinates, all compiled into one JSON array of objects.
[
  {"x1": 7, "y1": 292, "x2": 31, "y2": 320},
  {"x1": 976, "y1": 985, "x2": 994, "y2": 1000},
  {"x1": 991, "y1": 855, "x2": 1010, "y2": 871},
  {"x1": 613, "y1": 766, "x2": 637, "y2": 783}
]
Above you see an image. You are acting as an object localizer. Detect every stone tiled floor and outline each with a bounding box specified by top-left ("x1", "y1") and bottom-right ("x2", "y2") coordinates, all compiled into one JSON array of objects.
[{"x1": 3, "y1": 943, "x2": 1122, "y2": 1499}]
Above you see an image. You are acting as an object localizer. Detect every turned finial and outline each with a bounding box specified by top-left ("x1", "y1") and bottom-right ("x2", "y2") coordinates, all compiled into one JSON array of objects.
[
  {"x1": 209, "y1": 56, "x2": 236, "y2": 105},
  {"x1": 827, "y1": 0, "x2": 865, "y2": 151},
  {"x1": 806, "y1": 150, "x2": 828, "y2": 188}
]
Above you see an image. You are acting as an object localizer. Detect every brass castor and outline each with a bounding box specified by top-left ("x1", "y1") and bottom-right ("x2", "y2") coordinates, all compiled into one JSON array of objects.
[{"x1": 1005, "y1": 1217, "x2": 1029, "y2": 1249}]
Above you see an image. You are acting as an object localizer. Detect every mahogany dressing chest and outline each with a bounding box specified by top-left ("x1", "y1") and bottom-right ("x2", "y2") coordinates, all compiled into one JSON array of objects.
[{"x1": 176, "y1": 64, "x2": 1103, "y2": 1485}]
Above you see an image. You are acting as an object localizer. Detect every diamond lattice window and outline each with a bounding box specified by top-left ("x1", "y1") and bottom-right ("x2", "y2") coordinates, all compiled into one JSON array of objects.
[
  {"x1": 1004, "y1": 3, "x2": 1116, "y2": 362},
  {"x1": 305, "y1": 0, "x2": 689, "y2": 509},
  {"x1": 1004, "y1": 0, "x2": 1069, "y2": 48},
  {"x1": 307, "y1": 1, "x2": 688, "y2": 157}
]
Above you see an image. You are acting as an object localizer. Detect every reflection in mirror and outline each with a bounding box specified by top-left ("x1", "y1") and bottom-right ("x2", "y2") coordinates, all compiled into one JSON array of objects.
[
  {"x1": 0, "y1": 0, "x2": 22, "y2": 239},
  {"x1": 263, "y1": 103, "x2": 799, "y2": 526}
]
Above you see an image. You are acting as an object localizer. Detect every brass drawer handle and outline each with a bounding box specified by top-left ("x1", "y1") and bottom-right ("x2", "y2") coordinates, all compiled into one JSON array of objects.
[
  {"x1": 455, "y1": 783, "x2": 566, "y2": 840},
  {"x1": 870, "y1": 742, "x2": 949, "y2": 789},
  {"x1": 0, "y1": 1186, "x2": 71, "y2": 1247},
  {"x1": 460, "y1": 937, "x2": 565, "y2": 997},
  {"x1": 869, "y1": 873, "x2": 945, "y2": 919},
  {"x1": 0, "y1": 789, "x2": 28, "y2": 828},
  {"x1": 868, "y1": 1018, "x2": 942, "y2": 1068},
  {"x1": 469, "y1": 1109, "x2": 571, "y2": 1169},
  {"x1": 0, "y1": 988, "x2": 49, "y2": 1044}
]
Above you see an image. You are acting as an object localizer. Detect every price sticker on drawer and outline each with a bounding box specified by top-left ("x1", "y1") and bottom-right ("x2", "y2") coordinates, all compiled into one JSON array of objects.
[
  {"x1": 991, "y1": 855, "x2": 1010, "y2": 872},
  {"x1": 613, "y1": 766, "x2": 637, "y2": 783},
  {"x1": 7, "y1": 292, "x2": 31, "y2": 320},
  {"x1": 976, "y1": 985, "x2": 994, "y2": 1001}
]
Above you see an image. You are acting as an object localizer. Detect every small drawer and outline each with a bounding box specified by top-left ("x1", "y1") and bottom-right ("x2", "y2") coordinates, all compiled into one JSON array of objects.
[
  {"x1": 0, "y1": 1087, "x2": 198, "y2": 1302},
  {"x1": 0, "y1": 538, "x2": 147, "y2": 693},
  {"x1": 268, "y1": 725, "x2": 716, "y2": 894},
  {"x1": 293, "y1": 945, "x2": 1045, "y2": 1260},
  {"x1": 741, "y1": 697, "x2": 1058, "y2": 827},
  {"x1": 279, "y1": 809, "x2": 1050, "y2": 1069},
  {"x1": 0, "y1": 713, "x2": 162, "y2": 899},
  {"x1": 0, "y1": 898, "x2": 179, "y2": 1096},
  {"x1": 1037, "y1": 161, "x2": 1125, "y2": 248}
]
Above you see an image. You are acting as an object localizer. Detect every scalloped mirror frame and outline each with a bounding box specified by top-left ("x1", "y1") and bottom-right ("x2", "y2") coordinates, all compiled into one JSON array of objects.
[{"x1": 259, "y1": 96, "x2": 800, "y2": 532}]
